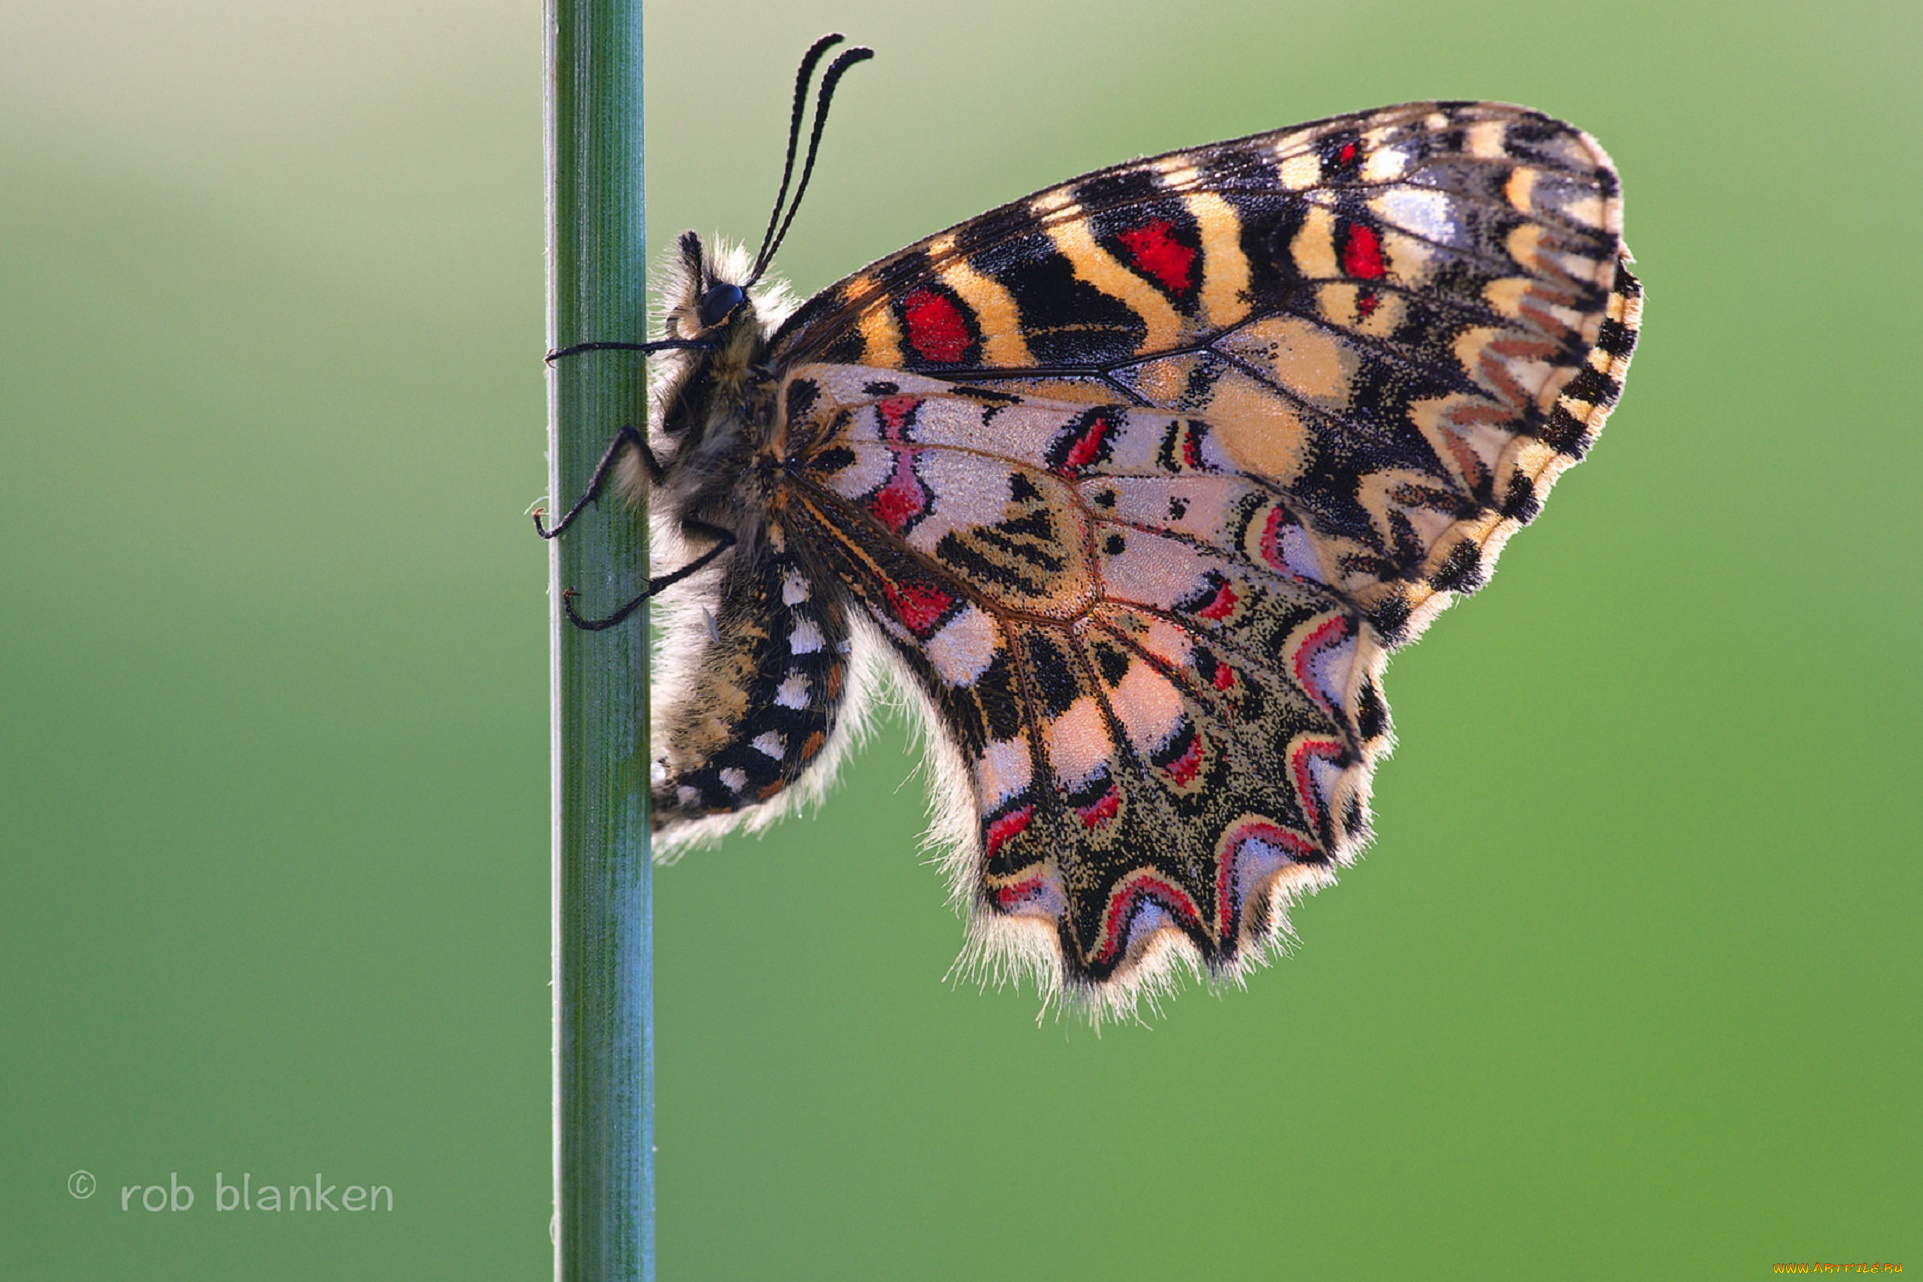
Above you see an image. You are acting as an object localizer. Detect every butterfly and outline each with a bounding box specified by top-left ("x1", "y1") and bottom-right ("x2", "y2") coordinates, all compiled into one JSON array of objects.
[{"x1": 541, "y1": 35, "x2": 1642, "y2": 1018}]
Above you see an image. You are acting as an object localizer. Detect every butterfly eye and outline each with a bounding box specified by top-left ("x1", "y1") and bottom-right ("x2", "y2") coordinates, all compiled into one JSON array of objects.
[{"x1": 697, "y1": 282, "x2": 745, "y2": 329}]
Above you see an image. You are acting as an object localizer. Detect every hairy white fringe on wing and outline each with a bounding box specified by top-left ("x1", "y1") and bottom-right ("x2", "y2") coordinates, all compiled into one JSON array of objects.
[
  {"x1": 903, "y1": 680, "x2": 1354, "y2": 1023},
  {"x1": 879, "y1": 638, "x2": 1333, "y2": 1028}
]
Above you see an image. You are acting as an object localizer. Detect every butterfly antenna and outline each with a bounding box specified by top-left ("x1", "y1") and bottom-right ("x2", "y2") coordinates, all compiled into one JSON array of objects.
[
  {"x1": 748, "y1": 42, "x2": 873, "y2": 285},
  {"x1": 749, "y1": 33, "x2": 846, "y2": 281}
]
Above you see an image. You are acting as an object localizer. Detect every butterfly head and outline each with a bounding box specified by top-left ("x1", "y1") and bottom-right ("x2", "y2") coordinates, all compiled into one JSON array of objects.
[
  {"x1": 637, "y1": 230, "x2": 791, "y2": 514},
  {"x1": 668, "y1": 231, "x2": 759, "y2": 341},
  {"x1": 656, "y1": 231, "x2": 782, "y2": 419},
  {"x1": 650, "y1": 32, "x2": 871, "y2": 467}
]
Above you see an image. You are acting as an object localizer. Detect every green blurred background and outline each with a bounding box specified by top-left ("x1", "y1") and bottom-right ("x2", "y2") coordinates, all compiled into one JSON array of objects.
[{"x1": 3, "y1": 0, "x2": 1916, "y2": 1277}]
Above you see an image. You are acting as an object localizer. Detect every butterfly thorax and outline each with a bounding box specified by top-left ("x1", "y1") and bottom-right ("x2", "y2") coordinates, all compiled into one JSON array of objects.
[{"x1": 639, "y1": 233, "x2": 787, "y2": 536}]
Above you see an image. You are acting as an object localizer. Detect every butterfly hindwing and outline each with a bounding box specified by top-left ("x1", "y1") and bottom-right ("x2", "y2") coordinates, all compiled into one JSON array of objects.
[{"x1": 771, "y1": 367, "x2": 1393, "y2": 995}]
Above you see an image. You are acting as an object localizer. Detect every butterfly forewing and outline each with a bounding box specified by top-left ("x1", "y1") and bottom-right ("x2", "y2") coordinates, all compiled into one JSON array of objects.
[{"x1": 651, "y1": 97, "x2": 1641, "y2": 1012}]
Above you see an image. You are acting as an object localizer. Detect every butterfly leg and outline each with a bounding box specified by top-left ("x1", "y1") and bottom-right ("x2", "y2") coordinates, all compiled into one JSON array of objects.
[
  {"x1": 544, "y1": 337, "x2": 713, "y2": 364},
  {"x1": 561, "y1": 518, "x2": 739, "y2": 632},
  {"x1": 533, "y1": 425, "x2": 664, "y2": 539}
]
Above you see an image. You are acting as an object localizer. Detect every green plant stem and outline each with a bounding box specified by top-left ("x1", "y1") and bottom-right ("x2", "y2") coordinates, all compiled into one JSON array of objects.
[{"x1": 545, "y1": 0, "x2": 652, "y2": 1278}]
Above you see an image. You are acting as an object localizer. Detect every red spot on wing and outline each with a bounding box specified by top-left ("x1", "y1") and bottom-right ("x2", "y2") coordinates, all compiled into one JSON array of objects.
[
  {"x1": 1114, "y1": 218, "x2": 1197, "y2": 295},
  {"x1": 1288, "y1": 737, "x2": 1345, "y2": 834},
  {"x1": 1214, "y1": 819, "x2": 1319, "y2": 935},
  {"x1": 901, "y1": 287, "x2": 971, "y2": 363},
  {"x1": 1077, "y1": 786, "x2": 1120, "y2": 830},
  {"x1": 1195, "y1": 578, "x2": 1240, "y2": 622},
  {"x1": 882, "y1": 578, "x2": 954, "y2": 636},
  {"x1": 999, "y1": 872, "x2": 1046, "y2": 911},
  {"x1": 986, "y1": 806, "x2": 1034, "y2": 860},
  {"x1": 870, "y1": 477, "x2": 924, "y2": 535},
  {"x1": 1181, "y1": 425, "x2": 1203, "y2": 471},
  {"x1": 1163, "y1": 732, "x2": 1203, "y2": 787},
  {"x1": 874, "y1": 394, "x2": 919, "y2": 438},
  {"x1": 1356, "y1": 291, "x2": 1380, "y2": 320},
  {"x1": 1342, "y1": 223, "x2": 1386, "y2": 280},
  {"x1": 992, "y1": 884, "x2": 1038, "y2": 911},
  {"x1": 1212, "y1": 661, "x2": 1237, "y2": 692},
  {"x1": 1338, "y1": 141, "x2": 1358, "y2": 165},
  {"x1": 1058, "y1": 412, "x2": 1114, "y2": 475},
  {"x1": 1291, "y1": 614, "x2": 1354, "y2": 714},
  {"x1": 868, "y1": 452, "x2": 928, "y2": 535},
  {"x1": 999, "y1": 884, "x2": 1046, "y2": 911},
  {"x1": 1256, "y1": 507, "x2": 1295, "y2": 575},
  {"x1": 1092, "y1": 871, "x2": 1205, "y2": 964}
]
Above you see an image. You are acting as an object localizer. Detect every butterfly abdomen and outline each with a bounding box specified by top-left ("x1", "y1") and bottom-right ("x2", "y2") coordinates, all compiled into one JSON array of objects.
[{"x1": 650, "y1": 524, "x2": 855, "y2": 833}]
